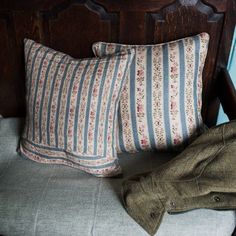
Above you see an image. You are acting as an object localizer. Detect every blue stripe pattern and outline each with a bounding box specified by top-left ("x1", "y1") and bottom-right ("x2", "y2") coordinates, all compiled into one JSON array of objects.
[
  {"x1": 73, "y1": 60, "x2": 91, "y2": 151},
  {"x1": 92, "y1": 33, "x2": 209, "y2": 152},
  {"x1": 24, "y1": 40, "x2": 37, "y2": 133},
  {"x1": 129, "y1": 55, "x2": 141, "y2": 151},
  {"x1": 26, "y1": 45, "x2": 44, "y2": 138},
  {"x1": 93, "y1": 59, "x2": 110, "y2": 155},
  {"x1": 111, "y1": 52, "x2": 133, "y2": 157},
  {"x1": 38, "y1": 52, "x2": 58, "y2": 143},
  {"x1": 103, "y1": 54, "x2": 121, "y2": 156},
  {"x1": 32, "y1": 49, "x2": 51, "y2": 141},
  {"x1": 146, "y1": 47, "x2": 156, "y2": 149},
  {"x1": 117, "y1": 108, "x2": 125, "y2": 151},
  {"x1": 193, "y1": 36, "x2": 201, "y2": 128},
  {"x1": 83, "y1": 61, "x2": 100, "y2": 153},
  {"x1": 46, "y1": 55, "x2": 68, "y2": 145},
  {"x1": 21, "y1": 39, "x2": 134, "y2": 177},
  {"x1": 54, "y1": 60, "x2": 71, "y2": 147},
  {"x1": 178, "y1": 41, "x2": 188, "y2": 143},
  {"x1": 162, "y1": 44, "x2": 172, "y2": 147},
  {"x1": 63, "y1": 61, "x2": 81, "y2": 149},
  {"x1": 24, "y1": 40, "x2": 35, "y2": 80}
]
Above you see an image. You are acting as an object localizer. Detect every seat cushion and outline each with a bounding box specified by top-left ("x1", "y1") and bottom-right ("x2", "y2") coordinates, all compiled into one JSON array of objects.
[{"x1": 0, "y1": 118, "x2": 235, "y2": 236}]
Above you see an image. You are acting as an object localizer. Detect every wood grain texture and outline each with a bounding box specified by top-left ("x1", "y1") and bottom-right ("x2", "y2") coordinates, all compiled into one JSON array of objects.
[
  {"x1": 40, "y1": 0, "x2": 118, "y2": 58},
  {"x1": 0, "y1": 0, "x2": 235, "y2": 128}
]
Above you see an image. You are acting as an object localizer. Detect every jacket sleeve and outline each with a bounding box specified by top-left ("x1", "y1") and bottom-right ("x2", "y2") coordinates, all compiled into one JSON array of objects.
[{"x1": 122, "y1": 120, "x2": 236, "y2": 235}]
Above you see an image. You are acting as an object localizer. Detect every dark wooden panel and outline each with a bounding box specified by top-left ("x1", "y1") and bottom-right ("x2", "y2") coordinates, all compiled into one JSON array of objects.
[
  {"x1": 146, "y1": 0, "x2": 224, "y2": 124},
  {"x1": 204, "y1": 0, "x2": 227, "y2": 12},
  {"x1": 41, "y1": 1, "x2": 118, "y2": 58},
  {"x1": 1, "y1": 0, "x2": 69, "y2": 11},
  {"x1": 119, "y1": 11, "x2": 146, "y2": 43},
  {"x1": 146, "y1": 1, "x2": 223, "y2": 43},
  {"x1": 0, "y1": 0, "x2": 235, "y2": 126},
  {"x1": 0, "y1": 10, "x2": 43, "y2": 117},
  {"x1": 0, "y1": 12, "x2": 24, "y2": 117},
  {"x1": 95, "y1": 0, "x2": 176, "y2": 11},
  {"x1": 0, "y1": 0, "x2": 118, "y2": 117}
]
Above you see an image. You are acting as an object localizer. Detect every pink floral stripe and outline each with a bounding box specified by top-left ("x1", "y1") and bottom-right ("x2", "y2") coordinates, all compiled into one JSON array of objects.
[
  {"x1": 21, "y1": 39, "x2": 134, "y2": 177},
  {"x1": 93, "y1": 33, "x2": 210, "y2": 153}
]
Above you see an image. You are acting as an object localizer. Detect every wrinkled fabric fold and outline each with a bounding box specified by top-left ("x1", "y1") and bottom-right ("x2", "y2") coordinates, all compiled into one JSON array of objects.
[{"x1": 122, "y1": 120, "x2": 236, "y2": 235}]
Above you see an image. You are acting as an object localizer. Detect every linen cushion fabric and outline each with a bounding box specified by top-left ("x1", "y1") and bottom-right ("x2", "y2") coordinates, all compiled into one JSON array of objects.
[
  {"x1": 92, "y1": 33, "x2": 209, "y2": 153},
  {"x1": 20, "y1": 39, "x2": 134, "y2": 177}
]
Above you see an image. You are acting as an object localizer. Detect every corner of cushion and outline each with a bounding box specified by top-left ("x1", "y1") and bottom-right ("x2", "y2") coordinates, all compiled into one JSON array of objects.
[
  {"x1": 95, "y1": 158, "x2": 123, "y2": 178},
  {"x1": 24, "y1": 38, "x2": 29, "y2": 44},
  {"x1": 24, "y1": 38, "x2": 35, "y2": 45},
  {"x1": 91, "y1": 41, "x2": 102, "y2": 56},
  {"x1": 121, "y1": 179, "x2": 165, "y2": 236},
  {"x1": 199, "y1": 32, "x2": 210, "y2": 41},
  {"x1": 16, "y1": 136, "x2": 23, "y2": 154}
]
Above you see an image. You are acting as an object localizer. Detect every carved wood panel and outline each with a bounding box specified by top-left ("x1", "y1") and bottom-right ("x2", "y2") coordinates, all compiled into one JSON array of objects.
[
  {"x1": 0, "y1": 12, "x2": 23, "y2": 117},
  {"x1": 146, "y1": 0, "x2": 224, "y2": 123},
  {"x1": 0, "y1": 0, "x2": 234, "y2": 126},
  {"x1": 40, "y1": 0, "x2": 118, "y2": 58}
]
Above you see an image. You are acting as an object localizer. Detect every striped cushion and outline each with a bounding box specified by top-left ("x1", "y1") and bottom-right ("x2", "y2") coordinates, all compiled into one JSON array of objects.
[
  {"x1": 20, "y1": 39, "x2": 134, "y2": 177},
  {"x1": 93, "y1": 33, "x2": 209, "y2": 153}
]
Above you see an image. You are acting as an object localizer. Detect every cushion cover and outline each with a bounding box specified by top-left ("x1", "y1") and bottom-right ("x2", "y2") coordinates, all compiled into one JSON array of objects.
[
  {"x1": 93, "y1": 33, "x2": 209, "y2": 153},
  {"x1": 20, "y1": 39, "x2": 134, "y2": 177}
]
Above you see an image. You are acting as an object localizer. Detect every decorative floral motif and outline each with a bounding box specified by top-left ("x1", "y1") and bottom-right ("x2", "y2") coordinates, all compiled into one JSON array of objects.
[
  {"x1": 93, "y1": 32, "x2": 209, "y2": 153},
  {"x1": 20, "y1": 39, "x2": 134, "y2": 177}
]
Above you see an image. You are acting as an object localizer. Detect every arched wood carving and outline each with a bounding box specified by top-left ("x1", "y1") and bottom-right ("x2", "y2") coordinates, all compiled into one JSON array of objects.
[
  {"x1": 146, "y1": 0, "x2": 223, "y2": 43},
  {"x1": 40, "y1": 0, "x2": 118, "y2": 58},
  {"x1": 146, "y1": 0, "x2": 224, "y2": 121},
  {"x1": 0, "y1": 0, "x2": 235, "y2": 127}
]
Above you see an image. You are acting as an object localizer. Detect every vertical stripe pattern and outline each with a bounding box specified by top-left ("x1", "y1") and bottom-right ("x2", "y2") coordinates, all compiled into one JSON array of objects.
[
  {"x1": 92, "y1": 32, "x2": 210, "y2": 153},
  {"x1": 146, "y1": 47, "x2": 156, "y2": 149},
  {"x1": 162, "y1": 44, "x2": 172, "y2": 148},
  {"x1": 178, "y1": 41, "x2": 188, "y2": 144},
  {"x1": 20, "y1": 39, "x2": 134, "y2": 177}
]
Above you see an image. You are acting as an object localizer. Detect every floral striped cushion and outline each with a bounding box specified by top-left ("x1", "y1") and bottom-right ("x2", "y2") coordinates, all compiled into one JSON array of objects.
[
  {"x1": 93, "y1": 33, "x2": 209, "y2": 153},
  {"x1": 20, "y1": 39, "x2": 134, "y2": 177}
]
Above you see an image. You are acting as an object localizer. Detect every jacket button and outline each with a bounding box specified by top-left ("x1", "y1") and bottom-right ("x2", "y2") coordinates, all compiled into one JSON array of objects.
[{"x1": 213, "y1": 196, "x2": 221, "y2": 202}]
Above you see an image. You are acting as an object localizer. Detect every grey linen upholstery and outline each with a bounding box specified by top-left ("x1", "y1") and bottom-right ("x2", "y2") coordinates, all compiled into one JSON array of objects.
[{"x1": 0, "y1": 118, "x2": 235, "y2": 236}]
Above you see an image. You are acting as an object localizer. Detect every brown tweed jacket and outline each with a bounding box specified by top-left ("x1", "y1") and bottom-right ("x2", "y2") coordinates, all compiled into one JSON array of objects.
[{"x1": 122, "y1": 121, "x2": 236, "y2": 235}]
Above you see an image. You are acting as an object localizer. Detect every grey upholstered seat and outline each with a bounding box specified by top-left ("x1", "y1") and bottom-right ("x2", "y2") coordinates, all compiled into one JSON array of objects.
[{"x1": 0, "y1": 118, "x2": 235, "y2": 236}]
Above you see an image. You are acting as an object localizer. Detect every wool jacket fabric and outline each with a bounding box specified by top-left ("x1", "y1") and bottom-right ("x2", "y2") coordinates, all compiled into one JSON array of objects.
[{"x1": 122, "y1": 120, "x2": 236, "y2": 235}]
